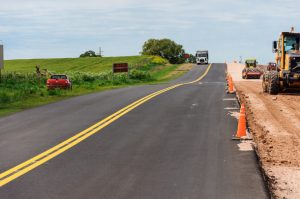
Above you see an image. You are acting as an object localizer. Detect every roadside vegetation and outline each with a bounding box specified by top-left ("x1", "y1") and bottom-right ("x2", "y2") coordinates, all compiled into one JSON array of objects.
[
  {"x1": 0, "y1": 55, "x2": 190, "y2": 116},
  {"x1": 142, "y1": 39, "x2": 186, "y2": 64},
  {"x1": 79, "y1": 50, "x2": 101, "y2": 58},
  {"x1": 4, "y1": 55, "x2": 157, "y2": 73}
]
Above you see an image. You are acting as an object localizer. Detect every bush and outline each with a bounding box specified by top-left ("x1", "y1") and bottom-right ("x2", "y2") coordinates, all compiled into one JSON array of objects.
[
  {"x1": 129, "y1": 70, "x2": 152, "y2": 80},
  {"x1": 79, "y1": 50, "x2": 99, "y2": 58},
  {"x1": 0, "y1": 72, "x2": 48, "y2": 106},
  {"x1": 67, "y1": 70, "x2": 152, "y2": 85},
  {"x1": 48, "y1": 89, "x2": 64, "y2": 96},
  {"x1": 151, "y1": 56, "x2": 169, "y2": 65},
  {"x1": 0, "y1": 92, "x2": 11, "y2": 103}
]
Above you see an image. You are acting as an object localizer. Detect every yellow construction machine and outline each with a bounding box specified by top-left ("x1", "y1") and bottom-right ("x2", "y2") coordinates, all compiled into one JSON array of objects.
[{"x1": 262, "y1": 28, "x2": 300, "y2": 94}]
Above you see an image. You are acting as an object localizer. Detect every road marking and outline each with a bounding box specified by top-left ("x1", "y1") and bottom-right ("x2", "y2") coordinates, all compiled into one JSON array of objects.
[
  {"x1": 200, "y1": 81, "x2": 225, "y2": 84},
  {"x1": 237, "y1": 141, "x2": 254, "y2": 151},
  {"x1": 224, "y1": 107, "x2": 240, "y2": 110},
  {"x1": 223, "y1": 98, "x2": 237, "y2": 101},
  {"x1": 0, "y1": 64, "x2": 212, "y2": 187}
]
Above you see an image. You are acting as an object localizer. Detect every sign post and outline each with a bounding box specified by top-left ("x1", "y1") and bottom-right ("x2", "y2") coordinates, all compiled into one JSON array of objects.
[{"x1": 0, "y1": 44, "x2": 3, "y2": 81}]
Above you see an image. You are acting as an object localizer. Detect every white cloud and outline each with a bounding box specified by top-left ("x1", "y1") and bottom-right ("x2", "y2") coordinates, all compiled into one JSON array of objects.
[{"x1": 1, "y1": 0, "x2": 300, "y2": 60}]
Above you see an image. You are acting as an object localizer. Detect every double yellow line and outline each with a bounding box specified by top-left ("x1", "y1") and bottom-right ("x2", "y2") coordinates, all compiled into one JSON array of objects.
[{"x1": 0, "y1": 64, "x2": 212, "y2": 187}]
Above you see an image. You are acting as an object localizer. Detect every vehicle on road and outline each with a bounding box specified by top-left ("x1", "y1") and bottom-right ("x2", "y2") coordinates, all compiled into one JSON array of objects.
[
  {"x1": 263, "y1": 28, "x2": 300, "y2": 94},
  {"x1": 47, "y1": 74, "x2": 72, "y2": 90},
  {"x1": 196, "y1": 50, "x2": 209, "y2": 65},
  {"x1": 242, "y1": 58, "x2": 262, "y2": 79}
]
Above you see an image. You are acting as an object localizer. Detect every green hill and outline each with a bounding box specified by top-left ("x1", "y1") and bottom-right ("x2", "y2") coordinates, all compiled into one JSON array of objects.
[{"x1": 4, "y1": 55, "x2": 166, "y2": 73}]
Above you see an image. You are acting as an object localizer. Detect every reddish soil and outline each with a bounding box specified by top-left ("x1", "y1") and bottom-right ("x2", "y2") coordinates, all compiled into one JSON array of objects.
[{"x1": 227, "y1": 63, "x2": 300, "y2": 199}]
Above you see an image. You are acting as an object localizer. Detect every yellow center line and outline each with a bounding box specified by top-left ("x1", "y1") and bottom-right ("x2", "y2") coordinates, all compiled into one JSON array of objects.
[
  {"x1": 0, "y1": 85, "x2": 178, "y2": 180},
  {"x1": 0, "y1": 64, "x2": 212, "y2": 187}
]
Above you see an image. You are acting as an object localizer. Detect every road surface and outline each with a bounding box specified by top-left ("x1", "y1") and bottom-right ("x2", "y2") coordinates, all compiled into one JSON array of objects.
[{"x1": 0, "y1": 64, "x2": 268, "y2": 199}]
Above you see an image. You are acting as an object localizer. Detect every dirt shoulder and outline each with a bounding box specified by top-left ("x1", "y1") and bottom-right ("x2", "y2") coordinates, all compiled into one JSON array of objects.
[
  {"x1": 162, "y1": 63, "x2": 194, "y2": 79},
  {"x1": 227, "y1": 63, "x2": 300, "y2": 199}
]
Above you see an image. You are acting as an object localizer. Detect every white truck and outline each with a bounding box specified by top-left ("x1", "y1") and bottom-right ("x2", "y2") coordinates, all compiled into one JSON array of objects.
[{"x1": 196, "y1": 50, "x2": 209, "y2": 65}]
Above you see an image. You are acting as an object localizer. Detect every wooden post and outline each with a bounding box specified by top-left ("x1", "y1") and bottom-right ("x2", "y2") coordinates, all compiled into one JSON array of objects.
[{"x1": 36, "y1": 65, "x2": 41, "y2": 86}]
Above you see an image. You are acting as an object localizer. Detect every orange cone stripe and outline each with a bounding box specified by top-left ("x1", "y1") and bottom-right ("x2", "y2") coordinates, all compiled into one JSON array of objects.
[{"x1": 235, "y1": 104, "x2": 247, "y2": 138}]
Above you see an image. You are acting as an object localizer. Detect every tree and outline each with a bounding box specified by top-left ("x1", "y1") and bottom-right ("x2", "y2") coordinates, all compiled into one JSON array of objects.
[
  {"x1": 187, "y1": 54, "x2": 196, "y2": 63},
  {"x1": 79, "y1": 50, "x2": 99, "y2": 57},
  {"x1": 141, "y1": 39, "x2": 185, "y2": 64}
]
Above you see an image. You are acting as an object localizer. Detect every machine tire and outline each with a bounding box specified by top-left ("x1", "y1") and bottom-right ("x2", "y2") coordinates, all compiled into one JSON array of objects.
[
  {"x1": 268, "y1": 71, "x2": 279, "y2": 95},
  {"x1": 242, "y1": 68, "x2": 246, "y2": 79},
  {"x1": 262, "y1": 75, "x2": 268, "y2": 92}
]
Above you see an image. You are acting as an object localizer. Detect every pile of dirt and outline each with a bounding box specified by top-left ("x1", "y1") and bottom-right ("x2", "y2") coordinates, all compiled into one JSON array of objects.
[{"x1": 227, "y1": 63, "x2": 300, "y2": 199}]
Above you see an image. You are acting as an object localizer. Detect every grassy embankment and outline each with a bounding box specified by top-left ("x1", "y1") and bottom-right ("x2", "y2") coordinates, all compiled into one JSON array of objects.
[{"x1": 0, "y1": 56, "x2": 190, "y2": 116}]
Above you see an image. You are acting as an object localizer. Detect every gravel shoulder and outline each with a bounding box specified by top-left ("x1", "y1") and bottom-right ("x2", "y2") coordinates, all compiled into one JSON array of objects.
[{"x1": 227, "y1": 63, "x2": 300, "y2": 199}]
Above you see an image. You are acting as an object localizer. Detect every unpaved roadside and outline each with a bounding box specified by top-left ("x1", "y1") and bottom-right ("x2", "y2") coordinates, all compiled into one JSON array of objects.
[
  {"x1": 163, "y1": 63, "x2": 194, "y2": 79},
  {"x1": 227, "y1": 63, "x2": 300, "y2": 199}
]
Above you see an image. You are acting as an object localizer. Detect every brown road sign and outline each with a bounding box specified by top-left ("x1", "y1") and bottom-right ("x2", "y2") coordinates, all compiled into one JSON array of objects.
[
  {"x1": 184, "y1": 54, "x2": 190, "y2": 59},
  {"x1": 113, "y1": 63, "x2": 128, "y2": 73}
]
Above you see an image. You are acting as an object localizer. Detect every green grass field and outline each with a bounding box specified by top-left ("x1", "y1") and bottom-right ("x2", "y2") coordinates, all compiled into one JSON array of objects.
[
  {"x1": 3, "y1": 56, "x2": 166, "y2": 73},
  {"x1": 0, "y1": 55, "x2": 190, "y2": 117}
]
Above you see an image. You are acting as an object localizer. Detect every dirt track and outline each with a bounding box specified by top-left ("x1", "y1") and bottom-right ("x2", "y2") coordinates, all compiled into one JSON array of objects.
[{"x1": 227, "y1": 63, "x2": 300, "y2": 199}]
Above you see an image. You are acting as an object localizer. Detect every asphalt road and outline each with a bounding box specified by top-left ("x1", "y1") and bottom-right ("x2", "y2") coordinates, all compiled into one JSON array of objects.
[{"x1": 0, "y1": 64, "x2": 268, "y2": 199}]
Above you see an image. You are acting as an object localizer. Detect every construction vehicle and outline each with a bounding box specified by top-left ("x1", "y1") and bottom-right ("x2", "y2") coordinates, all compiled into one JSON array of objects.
[
  {"x1": 196, "y1": 50, "x2": 209, "y2": 65},
  {"x1": 242, "y1": 58, "x2": 262, "y2": 79},
  {"x1": 262, "y1": 28, "x2": 300, "y2": 94},
  {"x1": 267, "y1": 62, "x2": 277, "y2": 71}
]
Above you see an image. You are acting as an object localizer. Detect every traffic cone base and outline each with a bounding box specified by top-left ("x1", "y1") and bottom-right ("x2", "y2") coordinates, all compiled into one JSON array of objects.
[{"x1": 232, "y1": 104, "x2": 252, "y2": 140}]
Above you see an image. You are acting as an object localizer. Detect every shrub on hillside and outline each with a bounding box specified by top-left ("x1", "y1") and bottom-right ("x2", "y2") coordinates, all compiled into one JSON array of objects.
[
  {"x1": 151, "y1": 56, "x2": 169, "y2": 65},
  {"x1": 0, "y1": 92, "x2": 11, "y2": 103},
  {"x1": 129, "y1": 70, "x2": 152, "y2": 80},
  {"x1": 79, "y1": 50, "x2": 100, "y2": 58},
  {"x1": 66, "y1": 70, "x2": 152, "y2": 85}
]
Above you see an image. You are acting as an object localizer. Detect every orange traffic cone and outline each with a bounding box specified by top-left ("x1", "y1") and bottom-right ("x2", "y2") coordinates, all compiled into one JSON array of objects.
[
  {"x1": 240, "y1": 103, "x2": 245, "y2": 114},
  {"x1": 227, "y1": 76, "x2": 235, "y2": 94},
  {"x1": 232, "y1": 104, "x2": 252, "y2": 140}
]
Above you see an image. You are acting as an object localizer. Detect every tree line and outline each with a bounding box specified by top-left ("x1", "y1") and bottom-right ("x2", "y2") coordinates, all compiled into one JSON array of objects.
[{"x1": 80, "y1": 38, "x2": 196, "y2": 64}]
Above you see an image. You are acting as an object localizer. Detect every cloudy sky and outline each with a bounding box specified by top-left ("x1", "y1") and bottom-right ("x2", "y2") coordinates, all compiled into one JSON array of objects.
[{"x1": 0, "y1": 0, "x2": 299, "y2": 62}]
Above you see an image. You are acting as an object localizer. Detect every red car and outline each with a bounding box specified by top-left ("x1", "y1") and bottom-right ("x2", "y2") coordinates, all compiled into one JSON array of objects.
[{"x1": 47, "y1": 74, "x2": 72, "y2": 90}]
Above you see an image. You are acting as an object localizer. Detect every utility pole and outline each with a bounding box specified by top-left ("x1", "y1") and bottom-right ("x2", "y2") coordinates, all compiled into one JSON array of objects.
[
  {"x1": 0, "y1": 41, "x2": 3, "y2": 82},
  {"x1": 99, "y1": 47, "x2": 104, "y2": 57}
]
